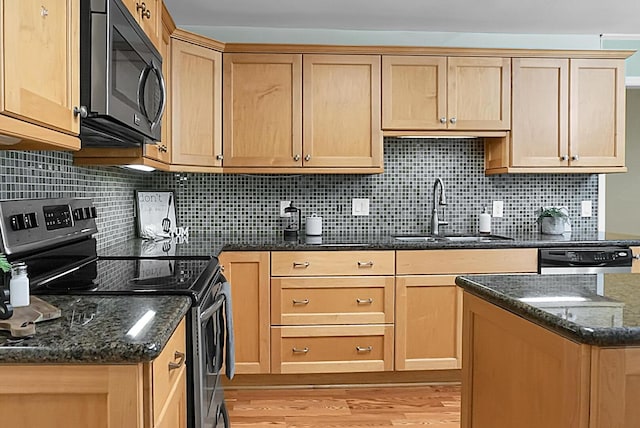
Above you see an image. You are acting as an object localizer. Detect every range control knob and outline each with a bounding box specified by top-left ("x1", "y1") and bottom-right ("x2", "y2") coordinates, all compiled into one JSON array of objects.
[{"x1": 73, "y1": 208, "x2": 84, "y2": 220}]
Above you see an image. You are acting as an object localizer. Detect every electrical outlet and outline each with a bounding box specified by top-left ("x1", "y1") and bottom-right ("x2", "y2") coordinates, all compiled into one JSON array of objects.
[
  {"x1": 581, "y1": 200, "x2": 592, "y2": 217},
  {"x1": 279, "y1": 200, "x2": 291, "y2": 217},
  {"x1": 492, "y1": 200, "x2": 504, "y2": 218},
  {"x1": 352, "y1": 198, "x2": 370, "y2": 216}
]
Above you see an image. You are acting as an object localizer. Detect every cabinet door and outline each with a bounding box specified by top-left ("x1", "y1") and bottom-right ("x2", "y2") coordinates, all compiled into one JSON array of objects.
[
  {"x1": 171, "y1": 39, "x2": 222, "y2": 166},
  {"x1": 154, "y1": 368, "x2": 187, "y2": 428},
  {"x1": 136, "y1": 0, "x2": 160, "y2": 50},
  {"x1": 395, "y1": 275, "x2": 462, "y2": 371},
  {"x1": 144, "y1": 16, "x2": 172, "y2": 163},
  {"x1": 569, "y1": 59, "x2": 625, "y2": 167},
  {"x1": 2, "y1": 0, "x2": 80, "y2": 135},
  {"x1": 303, "y1": 54, "x2": 382, "y2": 168},
  {"x1": 511, "y1": 58, "x2": 569, "y2": 167},
  {"x1": 447, "y1": 57, "x2": 511, "y2": 130},
  {"x1": 223, "y1": 54, "x2": 302, "y2": 167},
  {"x1": 219, "y1": 251, "x2": 271, "y2": 374},
  {"x1": 381, "y1": 56, "x2": 447, "y2": 129}
]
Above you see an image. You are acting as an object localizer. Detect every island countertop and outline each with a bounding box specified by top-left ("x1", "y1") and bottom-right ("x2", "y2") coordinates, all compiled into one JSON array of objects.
[
  {"x1": 0, "y1": 295, "x2": 191, "y2": 364},
  {"x1": 456, "y1": 273, "x2": 640, "y2": 347}
]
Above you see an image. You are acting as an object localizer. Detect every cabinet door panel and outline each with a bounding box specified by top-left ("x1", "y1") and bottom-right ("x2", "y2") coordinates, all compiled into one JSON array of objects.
[
  {"x1": 2, "y1": 0, "x2": 79, "y2": 135},
  {"x1": 511, "y1": 58, "x2": 569, "y2": 167},
  {"x1": 171, "y1": 39, "x2": 222, "y2": 166},
  {"x1": 223, "y1": 54, "x2": 302, "y2": 167},
  {"x1": 219, "y1": 251, "x2": 271, "y2": 374},
  {"x1": 382, "y1": 56, "x2": 447, "y2": 129},
  {"x1": 303, "y1": 55, "x2": 382, "y2": 167},
  {"x1": 570, "y1": 59, "x2": 625, "y2": 167},
  {"x1": 395, "y1": 276, "x2": 462, "y2": 371},
  {"x1": 447, "y1": 57, "x2": 510, "y2": 130}
]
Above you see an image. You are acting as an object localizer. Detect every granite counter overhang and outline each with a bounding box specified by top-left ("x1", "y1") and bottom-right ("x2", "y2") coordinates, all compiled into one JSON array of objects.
[
  {"x1": 456, "y1": 273, "x2": 640, "y2": 347},
  {"x1": 0, "y1": 295, "x2": 191, "y2": 364},
  {"x1": 99, "y1": 231, "x2": 640, "y2": 258}
]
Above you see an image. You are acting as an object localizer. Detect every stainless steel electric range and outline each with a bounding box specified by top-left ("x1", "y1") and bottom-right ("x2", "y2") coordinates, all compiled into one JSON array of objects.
[{"x1": 0, "y1": 197, "x2": 230, "y2": 428}]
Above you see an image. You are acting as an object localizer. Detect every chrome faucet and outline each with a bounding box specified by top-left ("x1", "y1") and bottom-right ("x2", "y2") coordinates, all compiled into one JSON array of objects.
[{"x1": 431, "y1": 177, "x2": 448, "y2": 235}]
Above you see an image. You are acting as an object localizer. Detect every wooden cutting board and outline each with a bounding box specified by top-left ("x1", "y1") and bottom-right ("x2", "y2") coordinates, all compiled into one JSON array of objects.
[{"x1": 0, "y1": 297, "x2": 61, "y2": 337}]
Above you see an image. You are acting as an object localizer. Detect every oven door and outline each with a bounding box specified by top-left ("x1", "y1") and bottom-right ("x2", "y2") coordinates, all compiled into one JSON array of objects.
[{"x1": 195, "y1": 285, "x2": 229, "y2": 428}]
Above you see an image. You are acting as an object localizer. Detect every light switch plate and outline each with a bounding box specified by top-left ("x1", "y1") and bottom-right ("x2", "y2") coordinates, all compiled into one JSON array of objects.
[
  {"x1": 581, "y1": 200, "x2": 592, "y2": 217},
  {"x1": 492, "y1": 200, "x2": 504, "y2": 218},
  {"x1": 280, "y1": 200, "x2": 291, "y2": 217},
  {"x1": 352, "y1": 198, "x2": 370, "y2": 216}
]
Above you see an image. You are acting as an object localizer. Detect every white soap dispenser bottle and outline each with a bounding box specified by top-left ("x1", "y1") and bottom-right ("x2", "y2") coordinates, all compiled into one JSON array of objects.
[{"x1": 479, "y1": 206, "x2": 491, "y2": 234}]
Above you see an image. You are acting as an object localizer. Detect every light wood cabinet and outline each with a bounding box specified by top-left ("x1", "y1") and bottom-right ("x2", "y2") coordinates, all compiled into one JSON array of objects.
[
  {"x1": 270, "y1": 250, "x2": 395, "y2": 374},
  {"x1": 219, "y1": 251, "x2": 271, "y2": 374},
  {"x1": 382, "y1": 56, "x2": 510, "y2": 131},
  {"x1": 0, "y1": 318, "x2": 187, "y2": 428},
  {"x1": 486, "y1": 57, "x2": 626, "y2": 174},
  {"x1": 171, "y1": 32, "x2": 223, "y2": 168},
  {"x1": 0, "y1": 0, "x2": 80, "y2": 151},
  {"x1": 632, "y1": 246, "x2": 640, "y2": 273},
  {"x1": 395, "y1": 249, "x2": 537, "y2": 371},
  {"x1": 121, "y1": 0, "x2": 161, "y2": 50},
  {"x1": 223, "y1": 53, "x2": 383, "y2": 173}
]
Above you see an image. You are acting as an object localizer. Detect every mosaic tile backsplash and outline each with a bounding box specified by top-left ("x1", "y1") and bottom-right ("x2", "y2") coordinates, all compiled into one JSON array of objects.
[{"x1": 0, "y1": 138, "x2": 599, "y2": 249}]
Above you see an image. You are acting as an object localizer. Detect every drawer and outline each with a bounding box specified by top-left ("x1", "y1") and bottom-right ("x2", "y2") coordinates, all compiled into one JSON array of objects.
[
  {"x1": 152, "y1": 318, "x2": 187, "y2": 422},
  {"x1": 271, "y1": 276, "x2": 394, "y2": 325},
  {"x1": 396, "y1": 248, "x2": 538, "y2": 275},
  {"x1": 271, "y1": 251, "x2": 395, "y2": 276},
  {"x1": 271, "y1": 325, "x2": 394, "y2": 374}
]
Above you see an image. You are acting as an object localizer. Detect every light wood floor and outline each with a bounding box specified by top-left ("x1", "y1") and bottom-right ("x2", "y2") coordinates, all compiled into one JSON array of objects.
[{"x1": 226, "y1": 384, "x2": 461, "y2": 427}]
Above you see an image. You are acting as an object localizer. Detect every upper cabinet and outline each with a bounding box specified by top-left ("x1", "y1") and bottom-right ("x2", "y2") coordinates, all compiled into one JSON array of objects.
[
  {"x1": 223, "y1": 52, "x2": 383, "y2": 173},
  {"x1": 382, "y1": 56, "x2": 511, "y2": 131},
  {"x1": 0, "y1": 0, "x2": 80, "y2": 150},
  {"x1": 486, "y1": 57, "x2": 626, "y2": 174},
  {"x1": 121, "y1": 0, "x2": 161, "y2": 50},
  {"x1": 170, "y1": 31, "x2": 223, "y2": 168}
]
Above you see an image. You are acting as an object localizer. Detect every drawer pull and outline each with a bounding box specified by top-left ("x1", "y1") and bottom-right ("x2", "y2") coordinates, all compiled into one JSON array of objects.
[
  {"x1": 293, "y1": 262, "x2": 310, "y2": 268},
  {"x1": 357, "y1": 261, "x2": 374, "y2": 268},
  {"x1": 356, "y1": 346, "x2": 373, "y2": 353},
  {"x1": 292, "y1": 298, "x2": 310, "y2": 305},
  {"x1": 356, "y1": 298, "x2": 373, "y2": 304},
  {"x1": 168, "y1": 351, "x2": 185, "y2": 370},
  {"x1": 292, "y1": 347, "x2": 309, "y2": 354}
]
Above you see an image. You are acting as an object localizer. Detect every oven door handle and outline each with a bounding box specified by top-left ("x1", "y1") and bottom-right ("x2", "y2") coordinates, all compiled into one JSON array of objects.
[{"x1": 200, "y1": 293, "x2": 225, "y2": 321}]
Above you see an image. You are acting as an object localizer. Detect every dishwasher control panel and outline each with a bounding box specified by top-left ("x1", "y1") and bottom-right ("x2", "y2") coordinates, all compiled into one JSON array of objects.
[{"x1": 539, "y1": 246, "x2": 633, "y2": 274}]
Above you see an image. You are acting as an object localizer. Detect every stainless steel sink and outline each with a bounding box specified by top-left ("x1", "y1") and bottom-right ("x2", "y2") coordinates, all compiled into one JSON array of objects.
[
  {"x1": 393, "y1": 235, "x2": 442, "y2": 242},
  {"x1": 393, "y1": 234, "x2": 512, "y2": 243}
]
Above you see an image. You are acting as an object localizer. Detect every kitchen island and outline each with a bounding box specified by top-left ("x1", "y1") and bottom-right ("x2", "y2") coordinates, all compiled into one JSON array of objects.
[{"x1": 456, "y1": 273, "x2": 640, "y2": 428}]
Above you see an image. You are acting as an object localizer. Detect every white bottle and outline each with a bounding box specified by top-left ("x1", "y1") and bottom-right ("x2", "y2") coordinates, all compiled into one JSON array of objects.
[
  {"x1": 9, "y1": 262, "x2": 30, "y2": 308},
  {"x1": 479, "y1": 206, "x2": 491, "y2": 234}
]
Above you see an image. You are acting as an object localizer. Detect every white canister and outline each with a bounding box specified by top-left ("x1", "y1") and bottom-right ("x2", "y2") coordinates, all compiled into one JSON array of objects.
[
  {"x1": 9, "y1": 262, "x2": 30, "y2": 308},
  {"x1": 305, "y1": 214, "x2": 323, "y2": 236}
]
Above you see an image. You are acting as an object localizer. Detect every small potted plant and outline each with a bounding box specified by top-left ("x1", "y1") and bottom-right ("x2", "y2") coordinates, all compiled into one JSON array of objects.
[{"x1": 536, "y1": 207, "x2": 569, "y2": 235}]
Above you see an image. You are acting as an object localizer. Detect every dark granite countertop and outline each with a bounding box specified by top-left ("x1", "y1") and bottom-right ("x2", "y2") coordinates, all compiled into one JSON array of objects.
[
  {"x1": 0, "y1": 295, "x2": 191, "y2": 364},
  {"x1": 456, "y1": 273, "x2": 640, "y2": 347},
  {"x1": 99, "y1": 231, "x2": 640, "y2": 258}
]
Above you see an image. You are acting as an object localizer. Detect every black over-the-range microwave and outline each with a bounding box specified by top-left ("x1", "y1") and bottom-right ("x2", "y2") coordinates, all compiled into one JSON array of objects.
[{"x1": 78, "y1": 0, "x2": 166, "y2": 147}]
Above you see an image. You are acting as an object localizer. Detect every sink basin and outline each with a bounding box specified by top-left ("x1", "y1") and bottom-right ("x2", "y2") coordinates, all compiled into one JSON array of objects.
[
  {"x1": 393, "y1": 235, "x2": 442, "y2": 242},
  {"x1": 443, "y1": 234, "x2": 513, "y2": 242}
]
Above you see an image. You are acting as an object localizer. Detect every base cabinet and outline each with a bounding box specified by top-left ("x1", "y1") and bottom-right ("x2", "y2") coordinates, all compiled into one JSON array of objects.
[{"x1": 0, "y1": 319, "x2": 187, "y2": 428}]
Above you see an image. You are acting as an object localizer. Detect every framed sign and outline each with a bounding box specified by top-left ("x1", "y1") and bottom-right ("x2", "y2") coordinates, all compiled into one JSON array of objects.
[{"x1": 135, "y1": 190, "x2": 177, "y2": 237}]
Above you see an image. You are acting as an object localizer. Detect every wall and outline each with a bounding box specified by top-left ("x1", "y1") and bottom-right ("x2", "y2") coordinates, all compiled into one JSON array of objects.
[
  {"x1": 606, "y1": 89, "x2": 640, "y2": 236},
  {"x1": 0, "y1": 151, "x2": 146, "y2": 249},
  {"x1": 149, "y1": 138, "x2": 599, "y2": 237}
]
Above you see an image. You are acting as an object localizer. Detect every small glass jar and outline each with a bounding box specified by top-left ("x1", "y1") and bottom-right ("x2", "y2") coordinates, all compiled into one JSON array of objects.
[{"x1": 9, "y1": 262, "x2": 29, "y2": 308}]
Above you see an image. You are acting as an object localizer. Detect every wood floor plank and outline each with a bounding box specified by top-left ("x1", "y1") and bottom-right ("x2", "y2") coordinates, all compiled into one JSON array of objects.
[{"x1": 226, "y1": 384, "x2": 461, "y2": 427}]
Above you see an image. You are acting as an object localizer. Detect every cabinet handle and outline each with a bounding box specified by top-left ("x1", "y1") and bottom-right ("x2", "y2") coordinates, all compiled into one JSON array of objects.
[
  {"x1": 450, "y1": 117, "x2": 457, "y2": 124},
  {"x1": 73, "y1": 106, "x2": 88, "y2": 118},
  {"x1": 292, "y1": 298, "x2": 310, "y2": 305},
  {"x1": 633, "y1": 254, "x2": 640, "y2": 260},
  {"x1": 216, "y1": 154, "x2": 223, "y2": 160},
  {"x1": 356, "y1": 346, "x2": 373, "y2": 352},
  {"x1": 142, "y1": 9, "x2": 151, "y2": 19},
  {"x1": 560, "y1": 155, "x2": 569, "y2": 161},
  {"x1": 304, "y1": 154, "x2": 311, "y2": 162},
  {"x1": 41, "y1": 7, "x2": 49, "y2": 17},
  {"x1": 572, "y1": 155, "x2": 580, "y2": 161},
  {"x1": 293, "y1": 154, "x2": 300, "y2": 161},
  {"x1": 357, "y1": 261, "x2": 374, "y2": 268},
  {"x1": 292, "y1": 347, "x2": 309, "y2": 353},
  {"x1": 155, "y1": 143, "x2": 167, "y2": 153},
  {"x1": 168, "y1": 351, "x2": 185, "y2": 370},
  {"x1": 136, "y1": 2, "x2": 147, "y2": 12},
  {"x1": 440, "y1": 117, "x2": 447, "y2": 124},
  {"x1": 356, "y1": 298, "x2": 373, "y2": 304},
  {"x1": 292, "y1": 262, "x2": 310, "y2": 268}
]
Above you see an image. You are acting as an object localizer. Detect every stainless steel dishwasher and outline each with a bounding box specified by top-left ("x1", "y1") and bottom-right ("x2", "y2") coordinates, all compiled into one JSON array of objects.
[{"x1": 538, "y1": 246, "x2": 633, "y2": 274}]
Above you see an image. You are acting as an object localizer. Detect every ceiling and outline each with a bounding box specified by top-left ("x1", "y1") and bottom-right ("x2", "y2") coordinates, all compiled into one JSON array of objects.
[{"x1": 163, "y1": 0, "x2": 640, "y2": 35}]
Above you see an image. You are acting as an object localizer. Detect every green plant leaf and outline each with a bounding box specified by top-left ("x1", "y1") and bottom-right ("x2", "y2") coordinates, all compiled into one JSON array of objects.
[
  {"x1": 0, "y1": 253, "x2": 10, "y2": 273},
  {"x1": 536, "y1": 207, "x2": 569, "y2": 223}
]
